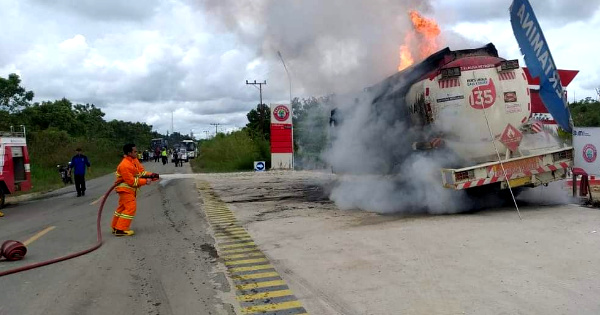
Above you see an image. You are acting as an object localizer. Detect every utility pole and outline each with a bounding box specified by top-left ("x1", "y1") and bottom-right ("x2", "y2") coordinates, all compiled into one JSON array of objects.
[
  {"x1": 596, "y1": 87, "x2": 600, "y2": 101},
  {"x1": 210, "y1": 123, "x2": 221, "y2": 136},
  {"x1": 171, "y1": 111, "x2": 174, "y2": 134},
  {"x1": 246, "y1": 80, "x2": 267, "y2": 107},
  {"x1": 246, "y1": 80, "x2": 267, "y2": 135},
  {"x1": 203, "y1": 130, "x2": 209, "y2": 139}
]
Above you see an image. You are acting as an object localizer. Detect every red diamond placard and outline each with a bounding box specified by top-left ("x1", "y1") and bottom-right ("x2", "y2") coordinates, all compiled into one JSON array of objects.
[{"x1": 500, "y1": 123, "x2": 523, "y2": 152}]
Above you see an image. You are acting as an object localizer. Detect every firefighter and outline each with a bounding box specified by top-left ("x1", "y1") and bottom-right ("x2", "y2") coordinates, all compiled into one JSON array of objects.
[{"x1": 111, "y1": 143, "x2": 159, "y2": 237}]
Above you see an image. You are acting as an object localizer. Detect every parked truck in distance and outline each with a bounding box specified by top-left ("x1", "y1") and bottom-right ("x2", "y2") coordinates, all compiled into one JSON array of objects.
[
  {"x1": 330, "y1": 43, "x2": 573, "y2": 194},
  {"x1": 0, "y1": 128, "x2": 32, "y2": 208}
]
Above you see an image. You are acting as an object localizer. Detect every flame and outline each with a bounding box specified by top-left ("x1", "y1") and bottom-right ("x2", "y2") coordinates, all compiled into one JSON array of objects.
[
  {"x1": 398, "y1": 10, "x2": 441, "y2": 71},
  {"x1": 398, "y1": 45, "x2": 414, "y2": 71}
]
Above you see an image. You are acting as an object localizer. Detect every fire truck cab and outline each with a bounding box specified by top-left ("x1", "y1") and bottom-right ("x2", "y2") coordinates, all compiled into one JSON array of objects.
[{"x1": 0, "y1": 129, "x2": 32, "y2": 208}]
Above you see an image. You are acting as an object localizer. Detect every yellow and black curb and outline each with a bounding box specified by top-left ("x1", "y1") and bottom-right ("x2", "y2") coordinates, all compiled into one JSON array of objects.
[{"x1": 198, "y1": 181, "x2": 308, "y2": 315}]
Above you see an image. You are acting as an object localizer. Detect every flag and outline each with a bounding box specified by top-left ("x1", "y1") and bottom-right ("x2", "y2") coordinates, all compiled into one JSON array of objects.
[{"x1": 510, "y1": 0, "x2": 572, "y2": 132}]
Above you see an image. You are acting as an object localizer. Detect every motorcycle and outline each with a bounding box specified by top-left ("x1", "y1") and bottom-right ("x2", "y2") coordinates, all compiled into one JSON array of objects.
[{"x1": 57, "y1": 163, "x2": 73, "y2": 185}]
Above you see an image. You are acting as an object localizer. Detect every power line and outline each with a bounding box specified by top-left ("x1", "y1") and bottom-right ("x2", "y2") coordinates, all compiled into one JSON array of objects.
[
  {"x1": 246, "y1": 80, "x2": 268, "y2": 136},
  {"x1": 210, "y1": 123, "x2": 221, "y2": 136},
  {"x1": 246, "y1": 80, "x2": 267, "y2": 106}
]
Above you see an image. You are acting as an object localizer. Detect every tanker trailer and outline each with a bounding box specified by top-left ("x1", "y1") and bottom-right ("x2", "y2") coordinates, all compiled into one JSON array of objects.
[{"x1": 330, "y1": 43, "x2": 573, "y2": 193}]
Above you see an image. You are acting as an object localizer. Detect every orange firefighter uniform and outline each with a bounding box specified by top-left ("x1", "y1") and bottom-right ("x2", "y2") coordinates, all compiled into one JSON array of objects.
[{"x1": 111, "y1": 155, "x2": 156, "y2": 234}]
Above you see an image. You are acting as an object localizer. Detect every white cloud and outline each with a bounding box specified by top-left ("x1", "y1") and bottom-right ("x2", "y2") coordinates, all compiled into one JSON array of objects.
[{"x1": 0, "y1": 0, "x2": 598, "y2": 139}]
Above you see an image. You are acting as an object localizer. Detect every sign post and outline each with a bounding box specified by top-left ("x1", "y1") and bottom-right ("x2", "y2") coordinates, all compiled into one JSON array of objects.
[{"x1": 270, "y1": 104, "x2": 293, "y2": 169}]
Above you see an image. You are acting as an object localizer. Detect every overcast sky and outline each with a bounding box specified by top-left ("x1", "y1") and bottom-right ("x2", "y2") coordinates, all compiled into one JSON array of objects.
[{"x1": 1, "y1": 0, "x2": 599, "y2": 138}]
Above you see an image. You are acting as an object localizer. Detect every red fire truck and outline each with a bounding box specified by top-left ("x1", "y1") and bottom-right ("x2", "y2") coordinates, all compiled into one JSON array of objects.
[{"x1": 0, "y1": 128, "x2": 32, "y2": 208}]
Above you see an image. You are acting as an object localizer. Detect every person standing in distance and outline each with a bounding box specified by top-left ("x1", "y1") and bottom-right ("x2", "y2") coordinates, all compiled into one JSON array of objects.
[
  {"x1": 112, "y1": 143, "x2": 159, "y2": 236},
  {"x1": 70, "y1": 148, "x2": 91, "y2": 197}
]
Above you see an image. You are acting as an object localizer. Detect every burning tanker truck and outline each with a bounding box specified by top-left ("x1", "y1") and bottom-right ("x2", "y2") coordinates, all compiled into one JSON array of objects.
[{"x1": 329, "y1": 43, "x2": 573, "y2": 195}]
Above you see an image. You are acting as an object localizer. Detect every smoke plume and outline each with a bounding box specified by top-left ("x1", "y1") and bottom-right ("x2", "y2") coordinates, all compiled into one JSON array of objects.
[
  {"x1": 197, "y1": 0, "x2": 438, "y2": 95},
  {"x1": 195, "y1": 1, "x2": 566, "y2": 214}
]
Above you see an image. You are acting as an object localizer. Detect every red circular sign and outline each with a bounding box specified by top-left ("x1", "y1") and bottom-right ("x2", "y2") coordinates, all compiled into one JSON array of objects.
[
  {"x1": 583, "y1": 144, "x2": 597, "y2": 163},
  {"x1": 273, "y1": 105, "x2": 290, "y2": 122},
  {"x1": 469, "y1": 78, "x2": 497, "y2": 110}
]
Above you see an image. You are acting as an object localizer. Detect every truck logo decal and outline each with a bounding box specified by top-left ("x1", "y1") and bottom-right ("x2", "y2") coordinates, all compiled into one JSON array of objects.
[
  {"x1": 583, "y1": 144, "x2": 597, "y2": 163},
  {"x1": 504, "y1": 91, "x2": 518, "y2": 102},
  {"x1": 468, "y1": 78, "x2": 497, "y2": 109}
]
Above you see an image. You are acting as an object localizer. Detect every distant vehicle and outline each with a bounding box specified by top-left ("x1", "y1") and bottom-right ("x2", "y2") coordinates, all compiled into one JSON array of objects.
[
  {"x1": 180, "y1": 140, "x2": 197, "y2": 159},
  {"x1": 151, "y1": 138, "x2": 168, "y2": 151},
  {"x1": 178, "y1": 147, "x2": 188, "y2": 163},
  {"x1": 0, "y1": 127, "x2": 32, "y2": 208},
  {"x1": 57, "y1": 163, "x2": 73, "y2": 185}
]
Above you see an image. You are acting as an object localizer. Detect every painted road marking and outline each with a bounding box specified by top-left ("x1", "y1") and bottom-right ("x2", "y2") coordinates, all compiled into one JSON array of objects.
[
  {"x1": 215, "y1": 230, "x2": 249, "y2": 236},
  {"x1": 232, "y1": 271, "x2": 280, "y2": 281},
  {"x1": 219, "y1": 237, "x2": 254, "y2": 243},
  {"x1": 197, "y1": 181, "x2": 308, "y2": 315},
  {"x1": 237, "y1": 289, "x2": 294, "y2": 302},
  {"x1": 228, "y1": 264, "x2": 275, "y2": 274},
  {"x1": 23, "y1": 226, "x2": 56, "y2": 246},
  {"x1": 220, "y1": 242, "x2": 256, "y2": 249},
  {"x1": 225, "y1": 257, "x2": 268, "y2": 266},
  {"x1": 242, "y1": 300, "x2": 305, "y2": 314},
  {"x1": 90, "y1": 196, "x2": 103, "y2": 206},
  {"x1": 221, "y1": 247, "x2": 261, "y2": 254},
  {"x1": 236, "y1": 279, "x2": 287, "y2": 291}
]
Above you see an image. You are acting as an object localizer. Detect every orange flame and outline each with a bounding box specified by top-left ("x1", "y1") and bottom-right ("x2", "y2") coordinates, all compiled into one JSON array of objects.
[
  {"x1": 398, "y1": 10, "x2": 441, "y2": 71},
  {"x1": 398, "y1": 45, "x2": 414, "y2": 71}
]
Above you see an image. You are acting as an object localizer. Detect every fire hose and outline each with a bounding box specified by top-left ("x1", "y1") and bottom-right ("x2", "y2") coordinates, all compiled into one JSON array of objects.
[{"x1": 0, "y1": 173, "x2": 159, "y2": 277}]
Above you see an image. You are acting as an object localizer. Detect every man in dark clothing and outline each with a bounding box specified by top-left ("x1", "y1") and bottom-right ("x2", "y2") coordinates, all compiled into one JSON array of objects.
[
  {"x1": 70, "y1": 148, "x2": 91, "y2": 197},
  {"x1": 154, "y1": 147, "x2": 160, "y2": 162}
]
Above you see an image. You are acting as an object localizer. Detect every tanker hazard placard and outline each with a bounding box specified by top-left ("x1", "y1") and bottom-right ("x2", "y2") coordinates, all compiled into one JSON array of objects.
[{"x1": 500, "y1": 123, "x2": 523, "y2": 152}]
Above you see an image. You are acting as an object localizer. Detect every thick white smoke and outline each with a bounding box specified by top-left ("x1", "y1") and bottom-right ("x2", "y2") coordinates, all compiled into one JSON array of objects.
[
  {"x1": 197, "y1": 0, "x2": 437, "y2": 95},
  {"x1": 196, "y1": 1, "x2": 561, "y2": 214}
]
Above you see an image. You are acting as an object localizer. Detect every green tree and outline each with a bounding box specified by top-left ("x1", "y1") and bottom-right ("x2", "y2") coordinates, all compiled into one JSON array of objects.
[
  {"x1": 246, "y1": 103, "x2": 271, "y2": 140},
  {"x1": 19, "y1": 98, "x2": 82, "y2": 134},
  {"x1": 0, "y1": 73, "x2": 34, "y2": 112},
  {"x1": 74, "y1": 103, "x2": 106, "y2": 139},
  {"x1": 570, "y1": 97, "x2": 600, "y2": 127}
]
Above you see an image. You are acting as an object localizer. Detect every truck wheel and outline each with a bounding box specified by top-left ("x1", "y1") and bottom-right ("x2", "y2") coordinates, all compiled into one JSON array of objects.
[{"x1": 0, "y1": 190, "x2": 5, "y2": 209}]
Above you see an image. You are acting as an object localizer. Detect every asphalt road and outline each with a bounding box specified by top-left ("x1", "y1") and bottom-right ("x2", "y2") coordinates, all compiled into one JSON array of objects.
[{"x1": 0, "y1": 160, "x2": 236, "y2": 315}]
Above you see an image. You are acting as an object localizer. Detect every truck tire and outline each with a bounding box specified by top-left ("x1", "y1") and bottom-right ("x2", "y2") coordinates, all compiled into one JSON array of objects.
[{"x1": 0, "y1": 190, "x2": 5, "y2": 209}]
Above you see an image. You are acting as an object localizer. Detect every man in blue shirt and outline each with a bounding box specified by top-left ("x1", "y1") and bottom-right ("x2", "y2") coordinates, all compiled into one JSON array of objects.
[{"x1": 70, "y1": 148, "x2": 91, "y2": 197}]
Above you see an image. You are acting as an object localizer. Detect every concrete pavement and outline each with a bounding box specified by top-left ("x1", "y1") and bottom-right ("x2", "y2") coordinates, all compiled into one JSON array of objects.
[{"x1": 0, "y1": 160, "x2": 237, "y2": 315}]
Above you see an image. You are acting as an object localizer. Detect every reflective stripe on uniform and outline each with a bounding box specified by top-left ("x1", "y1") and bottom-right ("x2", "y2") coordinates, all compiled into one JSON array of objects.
[{"x1": 113, "y1": 211, "x2": 135, "y2": 219}]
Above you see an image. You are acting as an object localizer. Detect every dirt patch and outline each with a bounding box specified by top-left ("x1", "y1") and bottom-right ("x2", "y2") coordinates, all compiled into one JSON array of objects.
[{"x1": 200, "y1": 243, "x2": 219, "y2": 259}]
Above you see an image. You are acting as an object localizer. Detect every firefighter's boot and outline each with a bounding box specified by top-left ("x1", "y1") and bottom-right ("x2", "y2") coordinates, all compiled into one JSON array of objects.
[{"x1": 114, "y1": 229, "x2": 135, "y2": 237}]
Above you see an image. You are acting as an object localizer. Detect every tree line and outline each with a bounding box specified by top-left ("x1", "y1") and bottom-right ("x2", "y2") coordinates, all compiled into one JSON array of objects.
[{"x1": 0, "y1": 73, "x2": 162, "y2": 192}]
